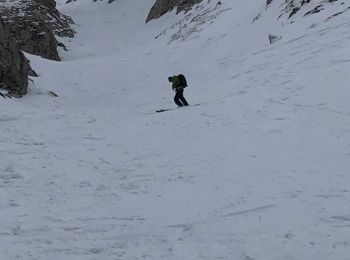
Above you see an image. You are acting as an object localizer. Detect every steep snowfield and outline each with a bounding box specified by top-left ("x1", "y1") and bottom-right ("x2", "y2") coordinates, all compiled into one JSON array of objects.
[{"x1": 1, "y1": 0, "x2": 350, "y2": 259}]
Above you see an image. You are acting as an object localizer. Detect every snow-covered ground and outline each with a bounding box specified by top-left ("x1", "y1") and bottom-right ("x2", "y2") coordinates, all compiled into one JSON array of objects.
[{"x1": 1, "y1": 0, "x2": 350, "y2": 259}]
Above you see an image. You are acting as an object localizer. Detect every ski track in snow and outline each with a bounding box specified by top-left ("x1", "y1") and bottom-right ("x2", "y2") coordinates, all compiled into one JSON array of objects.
[{"x1": 1, "y1": 0, "x2": 350, "y2": 259}]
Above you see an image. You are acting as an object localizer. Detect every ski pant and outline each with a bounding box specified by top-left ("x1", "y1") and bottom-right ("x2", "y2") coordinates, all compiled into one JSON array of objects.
[{"x1": 174, "y1": 89, "x2": 189, "y2": 107}]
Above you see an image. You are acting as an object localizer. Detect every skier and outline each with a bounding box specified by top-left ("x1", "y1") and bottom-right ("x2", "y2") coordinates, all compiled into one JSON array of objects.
[{"x1": 168, "y1": 74, "x2": 189, "y2": 107}]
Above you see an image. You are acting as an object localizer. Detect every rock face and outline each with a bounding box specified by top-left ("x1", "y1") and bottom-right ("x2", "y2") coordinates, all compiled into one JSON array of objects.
[
  {"x1": 0, "y1": 19, "x2": 32, "y2": 96},
  {"x1": 268, "y1": 0, "x2": 347, "y2": 20},
  {"x1": 146, "y1": 0, "x2": 202, "y2": 23},
  {"x1": 0, "y1": 0, "x2": 75, "y2": 61}
]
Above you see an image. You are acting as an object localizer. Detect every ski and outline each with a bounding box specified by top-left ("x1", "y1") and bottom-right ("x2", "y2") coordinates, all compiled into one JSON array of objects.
[{"x1": 155, "y1": 103, "x2": 202, "y2": 113}]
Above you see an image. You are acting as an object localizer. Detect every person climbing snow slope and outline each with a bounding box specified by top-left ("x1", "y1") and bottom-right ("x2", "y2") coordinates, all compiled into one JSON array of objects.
[{"x1": 168, "y1": 74, "x2": 189, "y2": 107}]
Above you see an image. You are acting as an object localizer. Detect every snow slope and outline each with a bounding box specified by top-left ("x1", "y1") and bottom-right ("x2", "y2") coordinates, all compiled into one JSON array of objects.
[{"x1": 1, "y1": 0, "x2": 350, "y2": 259}]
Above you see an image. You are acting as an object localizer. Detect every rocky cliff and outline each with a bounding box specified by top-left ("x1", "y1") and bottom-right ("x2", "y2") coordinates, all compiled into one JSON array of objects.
[
  {"x1": 0, "y1": 18, "x2": 32, "y2": 97},
  {"x1": 0, "y1": 0, "x2": 74, "y2": 97},
  {"x1": 266, "y1": 0, "x2": 349, "y2": 21},
  {"x1": 146, "y1": 0, "x2": 202, "y2": 23},
  {"x1": 0, "y1": 0, "x2": 75, "y2": 61}
]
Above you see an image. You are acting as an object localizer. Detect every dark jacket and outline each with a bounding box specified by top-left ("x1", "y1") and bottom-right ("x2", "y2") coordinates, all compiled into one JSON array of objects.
[{"x1": 170, "y1": 76, "x2": 184, "y2": 92}]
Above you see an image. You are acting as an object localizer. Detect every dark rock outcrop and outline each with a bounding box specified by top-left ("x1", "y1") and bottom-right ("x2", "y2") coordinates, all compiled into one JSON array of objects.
[
  {"x1": 0, "y1": 0, "x2": 75, "y2": 61},
  {"x1": 146, "y1": 0, "x2": 203, "y2": 23},
  {"x1": 0, "y1": 19, "x2": 32, "y2": 96},
  {"x1": 265, "y1": 0, "x2": 348, "y2": 22},
  {"x1": 268, "y1": 34, "x2": 282, "y2": 44}
]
